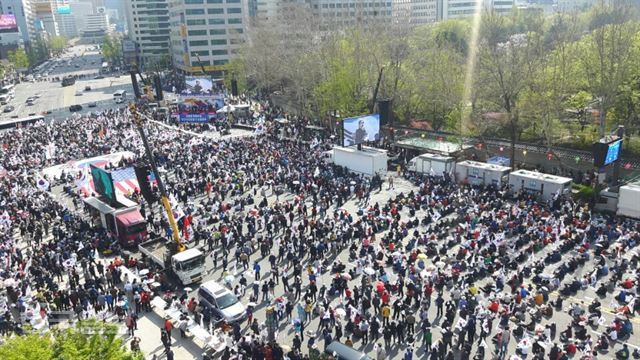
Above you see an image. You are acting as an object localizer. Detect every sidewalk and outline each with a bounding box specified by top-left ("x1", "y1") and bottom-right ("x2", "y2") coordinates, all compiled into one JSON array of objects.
[{"x1": 125, "y1": 306, "x2": 204, "y2": 360}]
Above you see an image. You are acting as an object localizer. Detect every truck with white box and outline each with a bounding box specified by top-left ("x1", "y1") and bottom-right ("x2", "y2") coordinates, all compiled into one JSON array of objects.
[
  {"x1": 455, "y1": 160, "x2": 511, "y2": 187},
  {"x1": 617, "y1": 182, "x2": 640, "y2": 219},
  {"x1": 406, "y1": 153, "x2": 455, "y2": 177},
  {"x1": 329, "y1": 146, "x2": 388, "y2": 176},
  {"x1": 508, "y1": 170, "x2": 572, "y2": 201}
]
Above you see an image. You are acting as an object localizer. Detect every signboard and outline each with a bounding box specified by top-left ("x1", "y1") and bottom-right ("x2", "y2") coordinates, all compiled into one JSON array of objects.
[
  {"x1": 34, "y1": 3, "x2": 53, "y2": 13},
  {"x1": 57, "y1": 5, "x2": 71, "y2": 14},
  {"x1": 178, "y1": 113, "x2": 211, "y2": 123},
  {"x1": 0, "y1": 14, "x2": 18, "y2": 31},
  {"x1": 122, "y1": 39, "x2": 136, "y2": 53},
  {"x1": 173, "y1": 98, "x2": 217, "y2": 123}
]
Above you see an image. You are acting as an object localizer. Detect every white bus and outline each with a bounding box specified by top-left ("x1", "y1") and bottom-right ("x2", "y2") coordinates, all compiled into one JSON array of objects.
[
  {"x1": 113, "y1": 90, "x2": 127, "y2": 104},
  {"x1": 0, "y1": 115, "x2": 45, "y2": 130}
]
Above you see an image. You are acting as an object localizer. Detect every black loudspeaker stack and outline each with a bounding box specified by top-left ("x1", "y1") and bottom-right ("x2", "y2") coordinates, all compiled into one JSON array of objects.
[
  {"x1": 378, "y1": 99, "x2": 392, "y2": 126},
  {"x1": 134, "y1": 164, "x2": 156, "y2": 204}
]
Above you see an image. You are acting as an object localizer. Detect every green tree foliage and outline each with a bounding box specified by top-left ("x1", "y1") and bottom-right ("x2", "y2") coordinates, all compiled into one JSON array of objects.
[
  {"x1": 26, "y1": 38, "x2": 49, "y2": 66},
  {"x1": 0, "y1": 320, "x2": 142, "y2": 360},
  {"x1": 48, "y1": 36, "x2": 68, "y2": 55},
  {"x1": 0, "y1": 333, "x2": 54, "y2": 360},
  {"x1": 236, "y1": 3, "x2": 640, "y2": 154},
  {"x1": 8, "y1": 48, "x2": 29, "y2": 69},
  {"x1": 101, "y1": 35, "x2": 122, "y2": 65}
]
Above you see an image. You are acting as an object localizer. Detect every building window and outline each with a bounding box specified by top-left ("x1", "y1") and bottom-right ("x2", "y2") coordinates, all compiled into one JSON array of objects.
[
  {"x1": 209, "y1": 18, "x2": 225, "y2": 25},
  {"x1": 189, "y1": 40, "x2": 209, "y2": 46},
  {"x1": 191, "y1": 50, "x2": 209, "y2": 56},
  {"x1": 227, "y1": 18, "x2": 242, "y2": 24},
  {"x1": 226, "y1": 0, "x2": 241, "y2": 3},
  {"x1": 211, "y1": 39, "x2": 227, "y2": 45},
  {"x1": 232, "y1": 28, "x2": 243, "y2": 34},
  {"x1": 188, "y1": 29, "x2": 207, "y2": 36},
  {"x1": 227, "y1": 8, "x2": 242, "y2": 13},
  {"x1": 186, "y1": 8, "x2": 205, "y2": 15},
  {"x1": 210, "y1": 29, "x2": 226, "y2": 35},
  {"x1": 207, "y1": 0, "x2": 223, "y2": 3},
  {"x1": 211, "y1": 49, "x2": 228, "y2": 55},
  {"x1": 186, "y1": 19, "x2": 206, "y2": 25},
  {"x1": 213, "y1": 59, "x2": 228, "y2": 65},
  {"x1": 208, "y1": 8, "x2": 223, "y2": 14},
  {"x1": 185, "y1": 0, "x2": 204, "y2": 4}
]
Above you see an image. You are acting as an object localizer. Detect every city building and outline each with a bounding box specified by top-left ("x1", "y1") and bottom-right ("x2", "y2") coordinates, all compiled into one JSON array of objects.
[
  {"x1": 54, "y1": 1, "x2": 78, "y2": 38},
  {"x1": 33, "y1": 0, "x2": 59, "y2": 37},
  {"x1": 393, "y1": 0, "x2": 437, "y2": 26},
  {"x1": 124, "y1": 0, "x2": 171, "y2": 70},
  {"x1": 248, "y1": 0, "x2": 393, "y2": 29},
  {"x1": 69, "y1": 0, "x2": 93, "y2": 33},
  {"x1": 81, "y1": 5, "x2": 110, "y2": 41},
  {"x1": 0, "y1": 0, "x2": 37, "y2": 45},
  {"x1": 439, "y1": 0, "x2": 514, "y2": 19},
  {"x1": 0, "y1": 27, "x2": 23, "y2": 59},
  {"x1": 168, "y1": 0, "x2": 247, "y2": 75},
  {"x1": 104, "y1": 0, "x2": 127, "y2": 31},
  {"x1": 305, "y1": 0, "x2": 393, "y2": 28}
]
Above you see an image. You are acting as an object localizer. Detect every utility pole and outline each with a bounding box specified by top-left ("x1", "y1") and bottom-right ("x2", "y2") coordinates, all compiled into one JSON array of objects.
[
  {"x1": 370, "y1": 66, "x2": 385, "y2": 114},
  {"x1": 128, "y1": 103, "x2": 184, "y2": 252}
]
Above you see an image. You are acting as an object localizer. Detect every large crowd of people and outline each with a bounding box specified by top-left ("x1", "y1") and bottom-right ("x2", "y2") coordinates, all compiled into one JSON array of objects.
[{"x1": 0, "y1": 104, "x2": 638, "y2": 360}]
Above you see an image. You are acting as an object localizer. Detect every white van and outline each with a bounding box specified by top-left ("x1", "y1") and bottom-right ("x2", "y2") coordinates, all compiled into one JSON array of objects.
[
  {"x1": 113, "y1": 90, "x2": 127, "y2": 104},
  {"x1": 198, "y1": 280, "x2": 246, "y2": 323}
]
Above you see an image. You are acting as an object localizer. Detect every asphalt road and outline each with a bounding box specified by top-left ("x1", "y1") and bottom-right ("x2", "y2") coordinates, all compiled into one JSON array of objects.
[{"x1": 0, "y1": 45, "x2": 134, "y2": 122}]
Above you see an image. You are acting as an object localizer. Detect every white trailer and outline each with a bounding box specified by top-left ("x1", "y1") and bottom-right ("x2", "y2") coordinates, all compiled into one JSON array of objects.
[
  {"x1": 406, "y1": 153, "x2": 455, "y2": 177},
  {"x1": 455, "y1": 160, "x2": 511, "y2": 186},
  {"x1": 508, "y1": 170, "x2": 572, "y2": 201},
  {"x1": 332, "y1": 146, "x2": 387, "y2": 176},
  {"x1": 617, "y1": 182, "x2": 640, "y2": 219}
]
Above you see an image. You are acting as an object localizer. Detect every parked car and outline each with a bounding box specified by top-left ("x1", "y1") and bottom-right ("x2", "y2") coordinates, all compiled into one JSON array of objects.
[
  {"x1": 88, "y1": 102, "x2": 97, "y2": 108},
  {"x1": 85, "y1": 85, "x2": 91, "y2": 91},
  {"x1": 198, "y1": 281, "x2": 246, "y2": 323},
  {"x1": 3, "y1": 105, "x2": 15, "y2": 113},
  {"x1": 325, "y1": 342, "x2": 371, "y2": 360},
  {"x1": 69, "y1": 105, "x2": 83, "y2": 112}
]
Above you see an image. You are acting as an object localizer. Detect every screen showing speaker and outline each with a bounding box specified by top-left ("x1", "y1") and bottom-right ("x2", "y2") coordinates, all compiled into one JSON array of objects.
[
  {"x1": 343, "y1": 114, "x2": 380, "y2": 147},
  {"x1": 593, "y1": 138, "x2": 622, "y2": 167}
]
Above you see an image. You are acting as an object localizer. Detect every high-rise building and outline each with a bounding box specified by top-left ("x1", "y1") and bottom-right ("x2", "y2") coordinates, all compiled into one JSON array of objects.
[
  {"x1": 169, "y1": 0, "x2": 247, "y2": 75},
  {"x1": 0, "y1": 30, "x2": 23, "y2": 58},
  {"x1": 33, "y1": 0, "x2": 59, "y2": 37},
  {"x1": 440, "y1": 0, "x2": 514, "y2": 19},
  {"x1": 125, "y1": 0, "x2": 170, "y2": 69},
  {"x1": 305, "y1": 0, "x2": 393, "y2": 28},
  {"x1": 54, "y1": 0, "x2": 79, "y2": 37},
  {"x1": 0, "y1": 0, "x2": 37, "y2": 45},
  {"x1": 393, "y1": 0, "x2": 437, "y2": 26},
  {"x1": 82, "y1": 5, "x2": 110, "y2": 41},
  {"x1": 69, "y1": 0, "x2": 93, "y2": 32}
]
